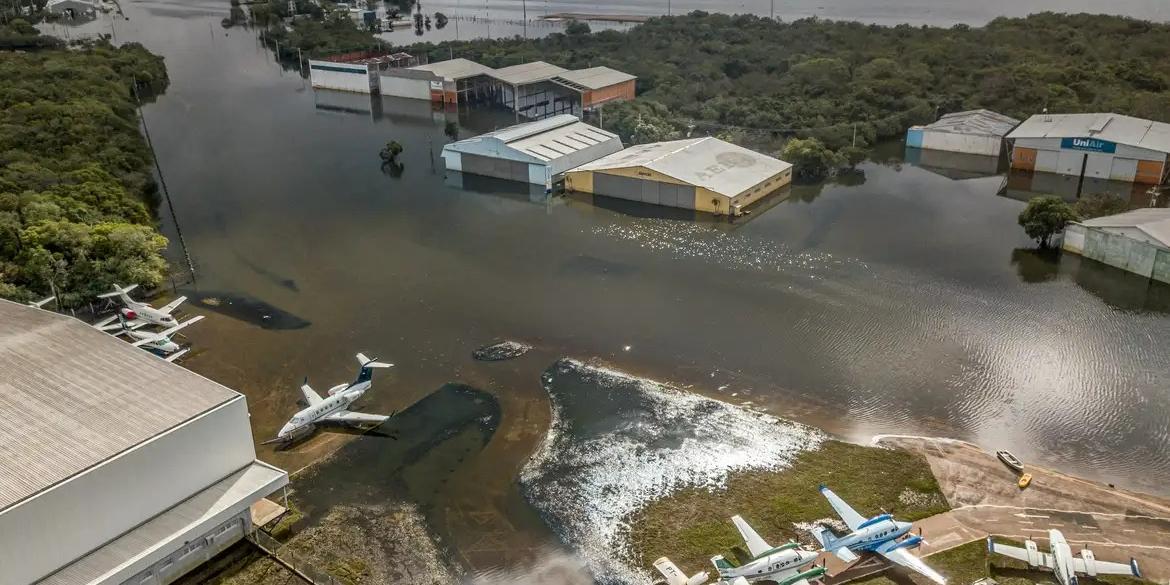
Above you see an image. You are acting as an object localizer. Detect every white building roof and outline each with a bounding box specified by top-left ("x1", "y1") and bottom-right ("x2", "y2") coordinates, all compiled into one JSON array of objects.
[
  {"x1": 552, "y1": 66, "x2": 636, "y2": 90},
  {"x1": 39, "y1": 461, "x2": 287, "y2": 585},
  {"x1": 489, "y1": 61, "x2": 569, "y2": 85},
  {"x1": 572, "y1": 137, "x2": 793, "y2": 198},
  {"x1": 445, "y1": 114, "x2": 619, "y2": 164},
  {"x1": 1080, "y1": 208, "x2": 1170, "y2": 247},
  {"x1": 409, "y1": 58, "x2": 493, "y2": 81},
  {"x1": 917, "y1": 109, "x2": 1020, "y2": 137},
  {"x1": 1007, "y1": 113, "x2": 1170, "y2": 154},
  {"x1": 0, "y1": 300, "x2": 240, "y2": 512}
]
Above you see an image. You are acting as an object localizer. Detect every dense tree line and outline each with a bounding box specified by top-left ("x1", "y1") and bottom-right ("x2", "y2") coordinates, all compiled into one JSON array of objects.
[
  {"x1": 0, "y1": 40, "x2": 171, "y2": 305},
  {"x1": 405, "y1": 12, "x2": 1170, "y2": 155}
]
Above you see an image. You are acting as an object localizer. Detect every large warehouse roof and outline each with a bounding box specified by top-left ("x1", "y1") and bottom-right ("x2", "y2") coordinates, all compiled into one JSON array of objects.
[
  {"x1": 409, "y1": 57, "x2": 494, "y2": 81},
  {"x1": 1080, "y1": 208, "x2": 1170, "y2": 247},
  {"x1": 445, "y1": 114, "x2": 619, "y2": 164},
  {"x1": 552, "y1": 66, "x2": 636, "y2": 90},
  {"x1": 0, "y1": 300, "x2": 240, "y2": 512},
  {"x1": 1008, "y1": 113, "x2": 1170, "y2": 153},
  {"x1": 920, "y1": 109, "x2": 1019, "y2": 137},
  {"x1": 573, "y1": 137, "x2": 793, "y2": 198},
  {"x1": 490, "y1": 61, "x2": 569, "y2": 85}
]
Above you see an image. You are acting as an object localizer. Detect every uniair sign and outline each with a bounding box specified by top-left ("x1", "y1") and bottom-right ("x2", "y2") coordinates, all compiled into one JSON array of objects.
[{"x1": 1061, "y1": 137, "x2": 1117, "y2": 153}]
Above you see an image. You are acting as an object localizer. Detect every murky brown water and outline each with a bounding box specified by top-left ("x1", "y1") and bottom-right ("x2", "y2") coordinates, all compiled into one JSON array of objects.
[{"x1": 47, "y1": 0, "x2": 1170, "y2": 578}]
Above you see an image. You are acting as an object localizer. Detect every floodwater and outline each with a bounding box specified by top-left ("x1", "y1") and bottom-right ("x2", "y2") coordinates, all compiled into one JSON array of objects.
[{"x1": 46, "y1": 0, "x2": 1170, "y2": 580}]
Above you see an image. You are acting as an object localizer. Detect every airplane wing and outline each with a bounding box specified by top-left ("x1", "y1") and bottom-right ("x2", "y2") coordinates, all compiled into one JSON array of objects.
[
  {"x1": 653, "y1": 557, "x2": 708, "y2": 585},
  {"x1": 819, "y1": 486, "x2": 867, "y2": 531},
  {"x1": 987, "y1": 538, "x2": 1053, "y2": 568},
  {"x1": 731, "y1": 515, "x2": 773, "y2": 559},
  {"x1": 322, "y1": 410, "x2": 389, "y2": 425},
  {"x1": 158, "y1": 315, "x2": 204, "y2": 337},
  {"x1": 164, "y1": 348, "x2": 190, "y2": 362},
  {"x1": 879, "y1": 546, "x2": 947, "y2": 585},
  {"x1": 93, "y1": 315, "x2": 118, "y2": 329},
  {"x1": 1073, "y1": 555, "x2": 1141, "y2": 578},
  {"x1": 158, "y1": 295, "x2": 187, "y2": 314},
  {"x1": 300, "y1": 382, "x2": 324, "y2": 406}
]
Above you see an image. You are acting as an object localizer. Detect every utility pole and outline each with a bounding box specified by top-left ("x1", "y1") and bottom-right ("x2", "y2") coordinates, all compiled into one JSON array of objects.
[
  {"x1": 521, "y1": 0, "x2": 526, "y2": 38},
  {"x1": 771, "y1": 0, "x2": 775, "y2": 19},
  {"x1": 852, "y1": 123, "x2": 857, "y2": 147}
]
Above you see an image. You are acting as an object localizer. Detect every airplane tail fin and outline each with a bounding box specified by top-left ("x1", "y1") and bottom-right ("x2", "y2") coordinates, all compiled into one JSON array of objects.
[
  {"x1": 28, "y1": 295, "x2": 56, "y2": 309},
  {"x1": 653, "y1": 557, "x2": 709, "y2": 585},
  {"x1": 354, "y1": 352, "x2": 393, "y2": 384},
  {"x1": 96, "y1": 283, "x2": 138, "y2": 300},
  {"x1": 810, "y1": 526, "x2": 836, "y2": 549},
  {"x1": 710, "y1": 555, "x2": 736, "y2": 577}
]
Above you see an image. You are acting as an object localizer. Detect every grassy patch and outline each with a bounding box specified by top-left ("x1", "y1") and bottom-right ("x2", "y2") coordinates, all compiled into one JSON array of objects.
[
  {"x1": 266, "y1": 499, "x2": 304, "y2": 540},
  {"x1": 326, "y1": 557, "x2": 370, "y2": 585},
  {"x1": 626, "y1": 440, "x2": 949, "y2": 572}
]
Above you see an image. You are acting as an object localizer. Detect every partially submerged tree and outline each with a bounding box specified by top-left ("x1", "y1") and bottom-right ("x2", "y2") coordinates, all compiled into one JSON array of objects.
[
  {"x1": 1019, "y1": 196, "x2": 1077, "y2": 248},
  {"x1": 781, "y1": 137, "x2": 844, "y2": 181},
  {"x1": 380, "y1": 140, "x2": 404, "y2": 162},
  {"x1": 1073, "y1": 192, "x2": 1129, "y2": 220}
]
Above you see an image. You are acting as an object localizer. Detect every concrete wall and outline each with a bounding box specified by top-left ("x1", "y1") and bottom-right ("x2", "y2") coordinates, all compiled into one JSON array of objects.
[
  {"x1": 1064, "y1": 224, "x2": 1170, "y2": 284},
  {"x1": 309, "y1": 61, "x2": 376, "y2": 93},
  {"x1": 379, "y1": 74, "x2": 431, "y2": 100},
  {"x1": 921, "y1": 131, "x2": 1004, "y2": 156},
  {"x1": 0, "y1": 398, "x2": 256, "y2": 584}
]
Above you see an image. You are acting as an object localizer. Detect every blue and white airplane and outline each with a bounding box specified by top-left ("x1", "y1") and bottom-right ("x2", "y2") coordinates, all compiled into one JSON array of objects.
[
  {"x1": 264, "y1": 353, "x2": 393, "y2": 445},
  {"x1": 810, "y1": 486, "x2": 946, "y2": 585}
]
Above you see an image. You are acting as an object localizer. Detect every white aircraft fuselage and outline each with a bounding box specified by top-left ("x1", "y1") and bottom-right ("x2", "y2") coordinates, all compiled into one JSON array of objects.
[
  {"x1": 1047, "y1": 530, "x2": 1081, "y2": 585},
  {"x1": 278, "y1": 381, "x2": 370, "y2": 440},
  {"x1": 126, "y1": 328, "x2": 181, "y2": 354},
  {"x1": 720, "y1": 544, "x2": 819, "y2": 582},
  {"x1": 117, "y1": 299, "x2": 177, "y2": 327},
  {"x1": 830, "y1": 516, "x2": 916, "y2": 553}
]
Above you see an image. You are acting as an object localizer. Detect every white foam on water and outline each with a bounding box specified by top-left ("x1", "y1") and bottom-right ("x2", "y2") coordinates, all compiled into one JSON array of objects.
[{"x1": 521, "y1": 359, "x2": 825, "y2": 585}]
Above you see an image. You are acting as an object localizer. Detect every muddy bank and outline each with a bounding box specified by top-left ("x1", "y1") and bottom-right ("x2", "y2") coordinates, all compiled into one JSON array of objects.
[{"x1": 222, "y1": 504, "x2": 458, "y2": 585}]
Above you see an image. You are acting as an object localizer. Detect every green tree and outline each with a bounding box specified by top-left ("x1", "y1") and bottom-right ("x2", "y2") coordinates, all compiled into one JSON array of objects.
[
  {"x1": 564, "y1": 20, "x2": 590, "y2": 36},
  {"x1": 379, "y1": 140, "x2": 403, "y2": 162},
  {"x1": 1019, "y1": 196, "x2": 1076, "y2": 248},
  {"x1": 781, "y1": 138, "x2": 844, "y2": 181}
]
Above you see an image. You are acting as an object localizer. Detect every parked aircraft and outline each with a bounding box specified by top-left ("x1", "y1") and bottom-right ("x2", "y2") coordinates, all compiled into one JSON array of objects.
[
  {"x1": 711, "y1": 515, "x2": 825, "y2": 584},
  {"x1": 111, "y1": 314, "x2": 204, "y2": 361},
  {"x1": 988, "y1": 530, "x2": 1140, "y2": 585},
  {"x1": 810, "y1": 485, "x2": 946, "y2": 585},
  {"x1": 264, "y1": 353, "x2": 393, "y2": 445},
  {"x1": 94, "y1": 284, "x2": 186, "y2": 329}
]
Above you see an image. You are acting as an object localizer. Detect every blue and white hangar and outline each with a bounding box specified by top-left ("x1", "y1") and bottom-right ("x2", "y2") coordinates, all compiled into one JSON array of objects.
[
  {"x1": 0, "y1": 299, "x2": 288, "y2": 585},
  {"x1": 1007, "y1": 113, "x2": 1170, "y2": 184},
  {"x1": 441, "y1": 114, "x2": 623, "y2": 188}
]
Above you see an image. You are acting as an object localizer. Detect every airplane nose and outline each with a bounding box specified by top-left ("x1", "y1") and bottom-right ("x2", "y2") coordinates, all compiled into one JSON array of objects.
[{"x1": 278, "y1": 423, "x2": 295, "y2": 438}]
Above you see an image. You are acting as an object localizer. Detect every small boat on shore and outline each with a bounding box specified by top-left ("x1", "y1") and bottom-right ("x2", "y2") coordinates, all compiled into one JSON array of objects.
[
  {"x1": 1018, "y1": 473, "x2": 1033, "y2": 489},
  {"x1": 997, "y1": 450, "x2": 1025, "y2": 472}
]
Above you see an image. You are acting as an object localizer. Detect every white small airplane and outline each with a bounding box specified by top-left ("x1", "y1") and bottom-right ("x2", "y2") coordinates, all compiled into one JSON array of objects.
[
  {"x1": 988, "y1": 530, "x2": 1141, "y2": 585},
  {"x1": 94, "y1": 284, "x2": 186, "y2": 330},
  {"x1": 811, "y1": 485, "x2": 946, "y2": 585},
  {"x1": 264, "y1": 353, "x2": 394, "y2": 445},
  {"x1": 110, "y1": 314, "x2": 204, "y2": 362},
  {"x1": 711, "y1": 515, "x2": 825, "y2": 584},
  {"x1": 27, "y1": 296, "x2": 56, "y2": 309}
]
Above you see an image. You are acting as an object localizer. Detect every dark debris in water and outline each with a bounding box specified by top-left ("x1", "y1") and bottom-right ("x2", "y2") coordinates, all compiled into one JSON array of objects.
[{"x1": 472, "y1": 340, "x2": 532, "y2": 361}]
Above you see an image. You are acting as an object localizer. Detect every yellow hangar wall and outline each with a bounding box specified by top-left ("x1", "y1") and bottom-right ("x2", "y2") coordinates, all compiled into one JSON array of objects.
[{"x1": 564, "y1": 165, "x2": 793, "y2": 216}]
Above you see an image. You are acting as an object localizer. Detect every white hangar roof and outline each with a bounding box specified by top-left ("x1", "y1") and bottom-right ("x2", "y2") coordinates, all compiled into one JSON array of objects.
[
  {"x1": 444, "y1": 114, "x2": 620, "y2": 165},
  {"x1": 918, "y1": 109, "x2": 1020, "y2": 137},
  {"x1": 572, "y1": 137, "x2": 793, "y2": 198},
  {"x1": 1007, "y1": 113, "x2": 1170, "y2": 154},
  {"x1": 409, "y1": 57, "x2": 494, "y2": 81},
  {"x1": 0, "y1": 299, "x2": 240, "y2": 512},
  {"x1": 1080, "y1": 208, "x2": 1170, "y2": 248}
]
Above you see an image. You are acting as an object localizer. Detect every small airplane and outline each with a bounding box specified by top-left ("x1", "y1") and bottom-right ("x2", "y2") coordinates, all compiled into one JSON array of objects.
[
  {"x1": 94, "y1": 284, "x2": 186, "y2": 330},
  {"x1": 110, "y1": 314, "x2": 204, "y2": 362},
  {"x1": 264, "y1": 353, "x2": 393, "y2": 445},
  {"x1": 711, "y1": 515, "x2": 825, "y2": 584},
  {"x1": 27, "y1": 296, "x2": 57, "y2": 309},
  {"x1": 810, "y1": 485, "x2": 946, "y2": 585},
  {"x1": 988, "y1": 530, "x2": 1141, "y2": 585}
]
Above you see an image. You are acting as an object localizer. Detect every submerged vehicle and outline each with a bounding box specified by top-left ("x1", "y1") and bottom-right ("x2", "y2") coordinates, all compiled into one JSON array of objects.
[{"x1": 996, "y1": 450, "x2": 1024, "y2": 472}]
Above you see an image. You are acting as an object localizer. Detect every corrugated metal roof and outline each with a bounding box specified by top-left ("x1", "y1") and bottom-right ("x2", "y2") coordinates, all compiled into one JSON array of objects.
[
  {"x1": 551, "y1": 66, "x2": 636, "y2": 90},
  {"x1": 916, "y1": 109, "x2": 1020, "y2": 137},
  {"x1": 1007, "y1": 113, "x2": 1170, "y2": 153},
  {"x1": 38, "y1": 461, "x2": 287, "y2": 585},
  {"x1": 0, "y1": 300, "x2": 240, "y2": 512},
  {"x1": 444, "y1": 115, "x2": 619, "y2": 164},
  {"x1": 572, "y1": 137, "x2": 793, "y2": 198},
  {"x1": 489, "y1": 61, "x2": 569, "y2": 85},
  {"x1": 1080, "y1": 208, "x2": 1170, "y2": 247},
  {"x1": 409, "y1": 58, "x2": 494, "y2": 81}
]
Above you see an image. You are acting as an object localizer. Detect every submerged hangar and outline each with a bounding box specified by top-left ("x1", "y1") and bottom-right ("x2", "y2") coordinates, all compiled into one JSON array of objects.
[
  {"x1": 0, "y1": 299, "x2": 288, "y2": 585},
  {"x1": 1007, "y1": 113, "x2": 1170, "y2": 184}
]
